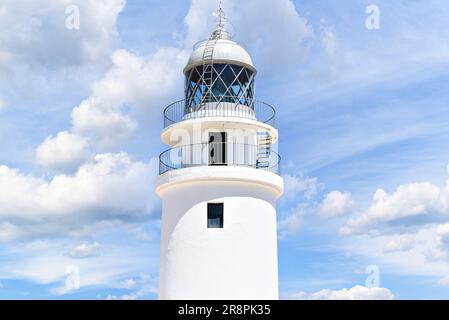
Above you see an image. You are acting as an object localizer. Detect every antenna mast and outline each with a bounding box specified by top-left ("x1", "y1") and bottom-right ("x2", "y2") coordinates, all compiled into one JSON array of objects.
[{"x1": 217, "y1": 0, "x2": 225, "y2": 28}]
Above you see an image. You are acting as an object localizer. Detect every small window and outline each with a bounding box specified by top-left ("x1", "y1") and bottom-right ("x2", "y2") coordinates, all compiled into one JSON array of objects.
[{"x1": 207, "y1": 203, "x2": 224, "y2": 228}]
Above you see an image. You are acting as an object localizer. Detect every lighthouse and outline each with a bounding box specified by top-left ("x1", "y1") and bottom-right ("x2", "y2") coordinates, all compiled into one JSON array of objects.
[{"x1": 156, "y1": 6, "x2": 284, "y2": 300}]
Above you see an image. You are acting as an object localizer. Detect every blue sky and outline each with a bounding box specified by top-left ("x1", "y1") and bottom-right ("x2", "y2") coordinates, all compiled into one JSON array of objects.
[{"x1": 1, "y1": 0, "x2": 449, "y2": 299}]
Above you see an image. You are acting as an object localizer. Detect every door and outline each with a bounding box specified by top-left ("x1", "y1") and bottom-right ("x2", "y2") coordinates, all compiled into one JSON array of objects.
[{"x1": 209, "y1": 132, "x2": 227, "y2": 166}]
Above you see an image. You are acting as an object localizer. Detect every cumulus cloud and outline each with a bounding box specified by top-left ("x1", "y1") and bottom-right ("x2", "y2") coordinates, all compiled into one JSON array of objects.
[
  {"x1": 71, "y1": 99, "x2": 137, "y2": 150},
  {"x1": 69, "y1": 48, "x2": 186, "y2": 150},
  {"x1": 341, "y1": 175, "x2": 449, "y2": 235},
  {"x1": 289, "y1": 285, "x2": 394, "y2": 300},
  {"x1": 84, "y1": 48, "x2": 185, "y2": 112},
  {"x1": 0, "y1": 153, "x2": 159, "y2": 241},
  {"x1": 383, "y1": 236, "x2": 416, "y2": 253},
  {"x1": 0, "y1": 0, "x2": 124, "y2": 71},
  {"x1": 319, "y1": 191, "x2": 355, "y2": 218},
  {"x1": 283, "y1": 173, "x2": 318, "y2": 202},
  {"x1": 0, "y1": 239, "x2": 158, "y2": 296},
  {"x1": 336, "y1": 166, "x2": 449, "y2": 282},
  {"x1": 68, "y1": 242, "x2": 102, "y2": 259},
  {"x1": 279, "y1": 172, "x2": 355, "y2": 237},
  {"x1": 36, "y1": 131, "x2": 89, "y2": 170}
]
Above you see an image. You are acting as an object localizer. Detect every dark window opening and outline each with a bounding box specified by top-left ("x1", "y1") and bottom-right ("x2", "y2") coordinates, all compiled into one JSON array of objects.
[
  {"x1": 207, "y1": 203, "x2": 224, "y2": 228},
  {"x1": 209, "y1": 132, "x2": 227, "y2": 166}
]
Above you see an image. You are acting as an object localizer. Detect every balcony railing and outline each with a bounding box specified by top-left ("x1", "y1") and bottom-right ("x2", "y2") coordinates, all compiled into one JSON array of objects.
[
  {"x1": 163, "y1": 100, "x2": 276, "y2": 128},
  {"x1": 159, "y1": 143, "x2": 281, "y2": 175}
]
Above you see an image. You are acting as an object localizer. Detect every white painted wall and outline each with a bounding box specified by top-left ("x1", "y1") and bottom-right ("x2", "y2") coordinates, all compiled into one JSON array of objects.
[
  {"x1": 158, "y1": 177, "x2": 280, "y2": 300},
  {"x1": 161, "y1": 117, "x2": 279, "y2": 146}
]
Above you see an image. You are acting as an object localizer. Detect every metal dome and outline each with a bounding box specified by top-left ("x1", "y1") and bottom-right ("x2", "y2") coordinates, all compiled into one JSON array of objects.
[{"x1": 184, "y1": 38, "x2": 256, "y2": 74}]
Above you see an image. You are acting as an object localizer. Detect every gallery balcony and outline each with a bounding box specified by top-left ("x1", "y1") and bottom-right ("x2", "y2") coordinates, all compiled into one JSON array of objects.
[
  {"x1": 159, "y1": 143, "x2": 281, "y2": 176},
  {"x1": 163, "y1": 100, "x2": 276, "y2": 129}
]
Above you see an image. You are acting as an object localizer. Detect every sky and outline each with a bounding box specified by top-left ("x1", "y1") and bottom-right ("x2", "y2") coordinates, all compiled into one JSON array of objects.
[{"x1": 0, "y1": 0, "x2": 449, "y2": 300}]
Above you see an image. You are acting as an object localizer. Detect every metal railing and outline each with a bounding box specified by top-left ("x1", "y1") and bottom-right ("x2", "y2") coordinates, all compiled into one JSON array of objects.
[
  {"x1": 163, "y1": 100, "x2": 276, "y2": 128},
  {"x1": 159, "y1": 143, "x2": 281, "y2": 175}
]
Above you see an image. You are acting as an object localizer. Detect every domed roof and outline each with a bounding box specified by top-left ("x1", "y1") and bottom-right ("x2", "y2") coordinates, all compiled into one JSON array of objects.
[{"x1": 184, "y1": 27, "x2": 256, "y2": 74}]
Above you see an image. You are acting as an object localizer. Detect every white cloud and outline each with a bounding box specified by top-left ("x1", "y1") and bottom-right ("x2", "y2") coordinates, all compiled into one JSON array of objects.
[
  {"x1": 340, "y1": 226, "x2": 449, "y2": 283},
  {"x1": 342, "y1": 178, "x2": 448, "y2": 235},
  {"x1": 70, "y1": 48, "x2": 186, "y2": 150},
  {"x1": 319, "y1": 191, "x2": 354, "y2": 218},
  {"x1": 383, "y1": 236, "x2": 416, "y2": 253},
  {"x1": 279, "y1": 171, "x2": 354, "y2": 237},
  {"x1": 289, "y1": 285, "x2": 394, "y2": 300},
  {"x1": 0, "y1": 153, "x2": 159, "y2": 241},
  {"x1": 71, "y1": 98, "x2": 137, "y2": 150},
  {"x1": 36, "y1": 131, "x2": 89, "y2": 170},
  {"x1": 335, "y1": 166, "x2": 449, "y2": 281},
  {"x1": 437, "y1": 223, "x2": 449, "y2": 241},
  {"x1": 0, "y1": 0, "x2": 126, "y2": 117},
  {"x1": 0, "y1": 238, "x2": 158, "y2": 296},
  {"x1": 97, "y1": 46, "x2": 187, "y2": 114},
  {"x1": 0, "y1": 0, "x2": 124, "y2": 71},
  {"x1": 283, "y1": 173, "x2": 318, "y2": 202},
  {"x1": 68, "y1": 242, "x2": 102, "y2": 259}
]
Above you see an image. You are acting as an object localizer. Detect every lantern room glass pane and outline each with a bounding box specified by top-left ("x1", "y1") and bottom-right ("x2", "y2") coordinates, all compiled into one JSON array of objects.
[{"x1": 185, "y1": 63, "x2": 254, "y2": 111}]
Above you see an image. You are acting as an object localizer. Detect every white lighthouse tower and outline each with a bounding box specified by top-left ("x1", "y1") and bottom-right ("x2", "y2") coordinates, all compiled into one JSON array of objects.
[{"x1": 156, "y1": 6, "x2": 284, "y2": 300}]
